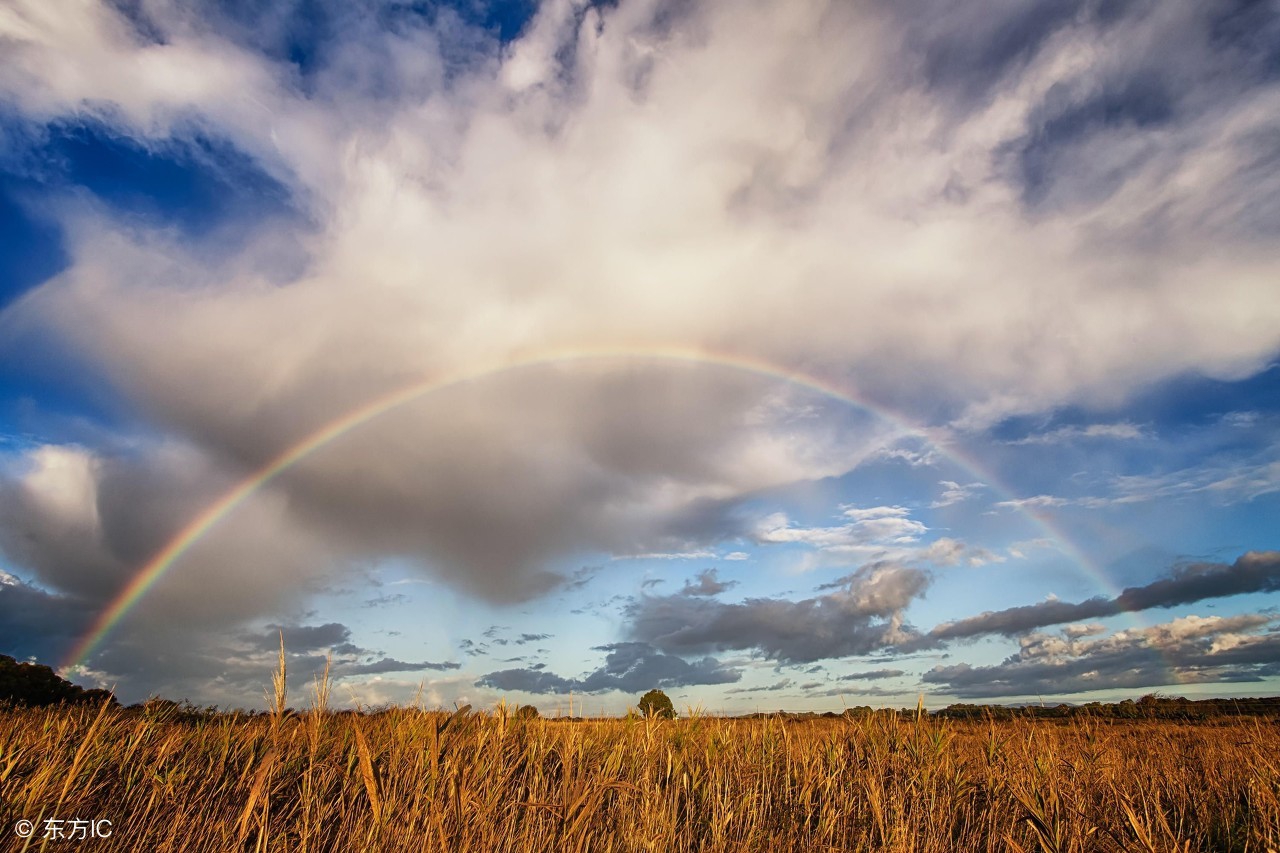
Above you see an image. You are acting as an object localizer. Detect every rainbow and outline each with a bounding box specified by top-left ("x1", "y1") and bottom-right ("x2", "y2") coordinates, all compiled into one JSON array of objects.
[{"x1": 60, "y1": 343, "x2": 1120, "y2": 672}]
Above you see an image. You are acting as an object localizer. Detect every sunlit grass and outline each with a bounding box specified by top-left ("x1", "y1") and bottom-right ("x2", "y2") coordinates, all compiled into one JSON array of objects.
[{"x1": 1, "y1": 674, "x2": 1278, "y2": 851}]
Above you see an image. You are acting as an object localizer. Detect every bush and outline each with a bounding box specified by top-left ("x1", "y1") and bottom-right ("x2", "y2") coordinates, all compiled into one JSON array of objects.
[{"x1": 637, "y1": 689, "x2": 675, "y2": 720}]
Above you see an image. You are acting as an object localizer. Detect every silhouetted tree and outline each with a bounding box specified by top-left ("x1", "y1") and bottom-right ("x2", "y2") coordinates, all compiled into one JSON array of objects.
[{"x1": 0, "y1": 654, "x2": 116, "y2": 707}]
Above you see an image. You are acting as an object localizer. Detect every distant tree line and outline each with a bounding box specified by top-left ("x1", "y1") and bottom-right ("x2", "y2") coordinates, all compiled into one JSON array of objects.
[
  {"x1": 5, "y1": 655, "x2": 1279, "y2": 723},
  {"x1": 934, "y1": 694, "x2": 1280, "y2": 721},
  {"x1": 0, "y1": 654, "x2": 115, "y2": 708}
]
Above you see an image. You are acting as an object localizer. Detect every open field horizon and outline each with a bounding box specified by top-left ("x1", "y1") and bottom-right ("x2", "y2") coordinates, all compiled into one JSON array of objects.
[{"x1": 4, "y1": 694, "x2": 1280, "y2": 852}]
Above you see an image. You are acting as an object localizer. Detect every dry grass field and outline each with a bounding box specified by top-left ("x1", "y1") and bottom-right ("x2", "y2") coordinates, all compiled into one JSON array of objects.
[{"x1": 1, "y1": 687, "x2": 1278, "y2": 853}]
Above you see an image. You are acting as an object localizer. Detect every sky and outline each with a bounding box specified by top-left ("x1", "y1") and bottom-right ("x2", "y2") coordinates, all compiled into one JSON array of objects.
[{"x1": 0, "y1": 0, "x2": 1277, "y2": 713}]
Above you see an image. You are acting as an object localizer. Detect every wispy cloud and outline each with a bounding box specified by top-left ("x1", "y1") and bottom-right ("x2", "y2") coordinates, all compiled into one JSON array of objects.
[
  {"x1": 996, "y1": 457, "x2": 1280, "y2": 510},
  {"x1": 1006, "y1": 422, "x2": 1149, "y2": 446},
  {"x1": 930, "y1": 480, "x2": 985, "y2": 508}
]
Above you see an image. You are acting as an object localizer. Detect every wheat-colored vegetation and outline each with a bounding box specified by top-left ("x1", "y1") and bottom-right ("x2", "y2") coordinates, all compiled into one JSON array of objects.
[
  {"x1": 1, "y1": 655, "x2": 1277, "y2": 852},
  {"x1": 2, "y1": 672, "x2": 1279, "y2": 853}
]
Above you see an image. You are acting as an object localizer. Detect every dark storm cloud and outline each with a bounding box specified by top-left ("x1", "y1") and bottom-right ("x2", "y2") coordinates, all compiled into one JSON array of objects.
[
  {"x1": 477, "y1": 641, "x2": 740, "y2": 695},
  {"x1": 924, "y1": 613, "x2": 1280, "y2": 698},
  {"x1": 256, "y1": 622, "x2": 355, "y2": 653},
  {"x1": 73, "y1": 619, "x2": 460, "y2": 706},
  {"x1": 680, "y1": 568, "x2": 737, "y2": 597},
  {"x1": 0, "y1": 577, "x2": 94, "y2": 665},
  {"x1": 929, "y1": 551, "x2": 1280, "y2": 641},
  {"x1": 476, "y1": 665, "x2": 574, "y2": 695},
  {"x1": 0, "y1": 444, "x2": 347, "y2": 634},
  {"x1": 626, "y1": 561, "x2": 928, "y2": 663}
]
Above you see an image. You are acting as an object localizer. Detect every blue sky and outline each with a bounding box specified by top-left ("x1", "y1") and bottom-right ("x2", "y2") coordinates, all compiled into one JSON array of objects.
[{"x1": 0, "y1": 0, "x2": 1277, "y2": 711}]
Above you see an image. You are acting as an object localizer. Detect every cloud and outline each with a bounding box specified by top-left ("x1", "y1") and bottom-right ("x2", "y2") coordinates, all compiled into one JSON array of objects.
[
  {"x1": 924, "y1": 613, "x2": 1280, "y2": 698},
  {"x1": 681, "y1": 568, "x2": 737, "y2": 597},
  {"x1": 255, "y1": 623, "x2": 359, "y2": 655},
  {"x1": 752, "y1": 506, "x2": 928, "y2": 556},
  {"x1": 334, "y1": 657, "x2": 461, "y2": 676},
  {"x1": 920, "y1": 537, "x2": 1003, "y2": 567},
  {"x1": 838, "y1": 668, "x2": 906, "y2": 682},
  {"x1": 928, "y1": 551, "x2": 1280, "y2": 642},
  {"x1": 726, "y1": 679, "x2": 793, "y2": 695},
  {"x1": 0, "y1": 0, "x2": 1277, "y2": 690},
  {"x1": 0, "y1": 576, "x2": 95, "y2": 666},
  {"x1": 476, "y1": 641, "x2": 740, "y2": 695},
  {"x1": 627, "y1": 560, "x2": 928, "y2": 663},
  {"x1": 995, "y1": 455, "x2": 1280, "y2": 509},
  {"x1": 930, "y1": 480, "x2": 985, "y2": 508},
  {"x1": 0, "y1": 442, "x2": 347, "y2": 634},
  {"x1": 1006, "y1": 422, "x2": 1149, "y2": 446}
]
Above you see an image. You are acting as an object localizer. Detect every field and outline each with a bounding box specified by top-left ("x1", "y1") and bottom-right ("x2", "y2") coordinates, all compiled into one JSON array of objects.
[{"x1": 2, "y1": 695, "x2": 1278, "y2": 852}]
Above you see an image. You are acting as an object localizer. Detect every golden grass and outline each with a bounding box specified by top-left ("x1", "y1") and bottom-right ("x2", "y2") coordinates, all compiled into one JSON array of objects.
[{"x1": 1, "y1": 697, "x2": 1278, "y2": 852}]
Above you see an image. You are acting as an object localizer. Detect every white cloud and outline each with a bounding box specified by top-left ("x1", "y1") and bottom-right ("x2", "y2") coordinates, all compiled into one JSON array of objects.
[
  {"x1": 996, "y1": 455, "x2": 1280, "y2": 511},
  {"x1": 17, "y1": 445, "x2": 100, "y2": 532},
  {"x1": 1006, "y1": 422, "x2": 1149, "y2": 446},
  {"x1": 0, "y1": 0, "x2": 1276, "y2": 641},
  {"x1": 755, "y1": 506, "x2": 927, "y2": 552},
  {"x1": 929, "y1": 480, "x2": 985, "y2": 508}
]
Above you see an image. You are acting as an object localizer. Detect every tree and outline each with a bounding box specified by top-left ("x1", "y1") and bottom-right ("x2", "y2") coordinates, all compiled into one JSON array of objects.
[
  {"x1": 515, "y1": 704, "x2": 539, "y2": 720},
  {"x1": 637, "y1": 689, "x2": 675, "y2": 719},
  {"x1": 0, "y1": 654, "x2": 116, "y2": 707}
]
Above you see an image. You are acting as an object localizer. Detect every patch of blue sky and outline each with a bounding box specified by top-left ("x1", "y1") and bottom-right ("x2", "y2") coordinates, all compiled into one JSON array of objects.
[
  {"x1": 0, "y1": 177, "x2": 67, "y2": 310},
  {"x1": 0, "y1": 354, "x2": 135, "y2": 451},
  {"x1": 0, "y1": 116, "x2": 300, "y2": 438},
  {"x1": 187, "y1": 0, "x2": 539, "y2": 90},
  {"x1": 36, "y1": 118, "x2": 295, "y2": 237}
]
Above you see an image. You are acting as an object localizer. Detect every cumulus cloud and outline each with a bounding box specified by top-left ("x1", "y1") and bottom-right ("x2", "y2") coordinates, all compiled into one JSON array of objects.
[
  {"x1": 0, "y1": 442, "x2": 347, "y2": 630},
  {"x1": 925, "y1": 613, "x2": 1280, "y2": 698},
  {"x1": 929, "y1": 551, "x2": 1280, "y2": 642},
  {"x1": 0, "y1": 0, "x2": 1277, "y2": 688},
  {"x1": 626, "y1": 560, "x2": 928, "y2": 663}
]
